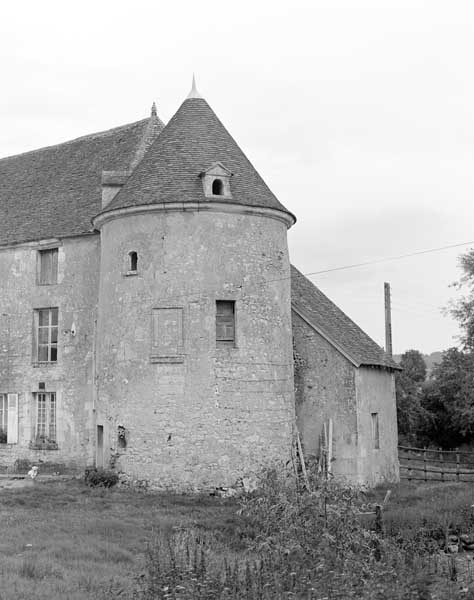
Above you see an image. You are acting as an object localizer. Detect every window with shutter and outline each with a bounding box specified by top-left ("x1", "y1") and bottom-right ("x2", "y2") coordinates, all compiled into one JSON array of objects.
[
  {"x1": 0, "y1": 394, "x2": 8, "y2": 443},
  {"x1": 216, "y1": 301, "x2": 235, "y2": 344},
  {"x1": 38, "y1": 248, "x2": 58, "y2": 285},
  {"x1": 7, "y1": 394, "x2": 18, "y2": 444},
  {"x1": 0, "y1": 394, "x2": 19, "y2": 444}
]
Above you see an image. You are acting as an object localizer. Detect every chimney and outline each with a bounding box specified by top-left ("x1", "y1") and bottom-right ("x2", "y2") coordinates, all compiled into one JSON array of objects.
[{"x1": 101, "y1": 171, "x2": 130, "y2": 208}]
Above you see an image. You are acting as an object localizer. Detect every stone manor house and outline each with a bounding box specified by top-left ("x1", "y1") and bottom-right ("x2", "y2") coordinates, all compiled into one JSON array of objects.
[{"x1": 0, "y1": 80, "x2": 400, "y2": 488}]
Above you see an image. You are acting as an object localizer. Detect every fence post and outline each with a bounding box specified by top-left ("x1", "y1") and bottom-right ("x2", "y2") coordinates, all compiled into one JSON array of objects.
[
  {"x1": 423, "y1": 448, "x2": 427, "y2": 482},
  {"x1": 456, "y1": 452, "x2": 460, "y2": 482},
  {"x1": 375, "y1": 505, "x2": 384, "y2": 535},
  {"x1": 439, "y1": 448, "x2": 444, "y2": 482}
]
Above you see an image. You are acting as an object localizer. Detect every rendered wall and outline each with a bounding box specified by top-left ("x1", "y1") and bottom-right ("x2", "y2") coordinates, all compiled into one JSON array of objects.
[
  {"x1": 95, "y1": 209, "x2": 295, "y2": 490},
  {"x1": 0, "y1": 235, "x2": 99, "y2": 471},
  {"x1": 355, "y1": 367, "x2": 399, "y2": 485},
  {"x1": 292, "y1": 312, "x2": 359, "y2": 481}
]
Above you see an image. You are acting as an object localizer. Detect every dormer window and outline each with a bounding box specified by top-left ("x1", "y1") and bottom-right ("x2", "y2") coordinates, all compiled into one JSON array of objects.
[
  {"x1": 200, "y1": 162, "x2": 232, "y2": 199},
  {"x1": 212, "y1": 179, "x2": 224, "y2": 196}
]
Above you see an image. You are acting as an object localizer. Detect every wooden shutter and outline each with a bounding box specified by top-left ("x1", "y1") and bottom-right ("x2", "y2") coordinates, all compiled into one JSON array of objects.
[
  {"x1": 51, "y1": 249, "x2": 58, "y2": 284},
  {"x1": 216, "y1": 301, "x2": 235, "y2": 342},
  {"x1": 38, "y1": 249, "x2": 58, "y2": 285},
  {"x1": 7, "y1": 394, "x2": 18, "y2": 444}
]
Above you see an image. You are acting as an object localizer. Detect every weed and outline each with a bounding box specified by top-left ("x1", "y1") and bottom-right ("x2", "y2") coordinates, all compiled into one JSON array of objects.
[{"x1": 84, "y1": 467, "x2": 119, "y2": 488}]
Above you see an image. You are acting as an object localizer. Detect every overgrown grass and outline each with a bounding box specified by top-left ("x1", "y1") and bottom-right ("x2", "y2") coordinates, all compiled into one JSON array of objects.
[
  {"x1": 366, "y1": 482, "x2": 474, "y2": 553},
  {"x1": 1, "y1": 477, "x2": 474, "y2": 599}
]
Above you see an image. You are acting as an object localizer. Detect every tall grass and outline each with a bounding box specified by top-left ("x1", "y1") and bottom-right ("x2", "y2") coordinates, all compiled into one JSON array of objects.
[{"x1": 134, "y1": 471, "x2": 474, "y2": 599}]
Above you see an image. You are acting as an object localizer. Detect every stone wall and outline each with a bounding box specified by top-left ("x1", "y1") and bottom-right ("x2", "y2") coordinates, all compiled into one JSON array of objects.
[
  {"x1": 0, "y1": 235, "x2": 99, "y2": 471},
  {"x1": 95, "y1": 208, "x2": 295, "y2": 490},
  {"x1": 292, "y1": 311, "x2": 359, "y2": 480},
  {"x1": 293, "y1": 312, "x2": 399, "y2": 485}
]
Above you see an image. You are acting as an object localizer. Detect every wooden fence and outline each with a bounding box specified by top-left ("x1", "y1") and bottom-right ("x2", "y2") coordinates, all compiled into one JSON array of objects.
[{"x1": 398, "y1": 445, "x2": 474, "y2": 483}]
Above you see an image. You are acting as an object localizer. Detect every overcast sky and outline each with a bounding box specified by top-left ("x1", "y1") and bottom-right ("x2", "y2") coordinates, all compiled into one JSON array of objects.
[{"x1": 1, "y1": 0, "x2": 473, "y2": 354}]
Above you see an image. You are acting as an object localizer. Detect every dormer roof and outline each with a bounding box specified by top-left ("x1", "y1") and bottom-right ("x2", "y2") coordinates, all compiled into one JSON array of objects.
[
  {"x1": 200, "y1": 162, "x2": 232, "y2": 178},
  {"x1": 100, "y1": 94, "x2": 295, "y2": 223}
]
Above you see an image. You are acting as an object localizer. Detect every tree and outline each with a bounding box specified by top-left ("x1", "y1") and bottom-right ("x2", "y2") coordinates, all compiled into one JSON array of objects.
[
  {"x1": 449, "y1": 248, "x2": 474, "y2": 350},
  {"x1": 421, "y1": 348, "x2": 474, "y2": 447},
  {"x1": 395, "y1": 350, "x2": 430, "y2": 445},
  {"x1": 399, "y1": 349, "x2": 427, "y2": 383}
]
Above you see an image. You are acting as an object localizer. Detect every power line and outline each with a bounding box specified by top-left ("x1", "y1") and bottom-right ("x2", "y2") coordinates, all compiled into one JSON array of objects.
[{"x1": 305, "y1": 241, "x2": 474, "y2": 277}]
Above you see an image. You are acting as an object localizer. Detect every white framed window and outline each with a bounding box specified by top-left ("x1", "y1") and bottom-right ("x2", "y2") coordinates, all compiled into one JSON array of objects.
[
  {"x1": 36, "y1": 392, "x2": 56, "y2": 442},
  {"x1": 34, "y1": 308, "x2": 58, "y2": 362},
  {"x1": 0, "y1": 393, "x2": 18, "y2": 444},
  {"x1": 37, "y1": 248, "x2": 58, "y2": 285}
]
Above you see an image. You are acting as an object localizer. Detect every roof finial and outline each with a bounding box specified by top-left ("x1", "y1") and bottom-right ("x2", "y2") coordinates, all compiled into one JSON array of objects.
[
  {"x1": 186, "y1": 73, "x2": 203, "y2": 99},
  {"x1": 151, "y1": 101, "x2": 157, "y2": 117}
]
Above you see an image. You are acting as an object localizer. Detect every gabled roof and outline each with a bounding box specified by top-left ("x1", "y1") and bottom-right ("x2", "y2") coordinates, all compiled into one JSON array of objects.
[
  {"x1": 291, "y1": 265, "x2": 400, "y2": 370},
  {"x1": 0, "y1": 112, "x2": 164, "y2": 247},
  {"x1": 101, "y1": 96, "x2": 295, "y2": 221}
]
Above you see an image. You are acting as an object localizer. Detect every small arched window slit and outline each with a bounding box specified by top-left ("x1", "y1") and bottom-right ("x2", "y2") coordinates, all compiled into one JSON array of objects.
[
  {"x1": 212, "y1": 179, "x2": 224, "y2": 196},
  {"x1": 129, "y1": 251, "x2": 138, "y2": 272}
]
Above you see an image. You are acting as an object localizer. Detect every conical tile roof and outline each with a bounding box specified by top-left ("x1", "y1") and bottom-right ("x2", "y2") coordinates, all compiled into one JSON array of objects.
[{"x1": 101, "y1": 96, "x2": 295, "y2": 221}]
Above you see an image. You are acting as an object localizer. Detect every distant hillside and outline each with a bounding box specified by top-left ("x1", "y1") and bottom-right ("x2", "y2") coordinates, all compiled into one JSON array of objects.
[{"x1": 393, "y1": 351, "x2": 443, "y2": 375}]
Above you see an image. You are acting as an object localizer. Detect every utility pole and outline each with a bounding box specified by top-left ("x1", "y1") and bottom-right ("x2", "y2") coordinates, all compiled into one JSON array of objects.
[{"x1": 384, "y1": 282, "x2": 393, "y2": 357}]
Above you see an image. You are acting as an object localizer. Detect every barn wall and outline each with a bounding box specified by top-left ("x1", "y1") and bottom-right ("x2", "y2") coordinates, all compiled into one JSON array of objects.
[
  {"x1": 292, "y1": 311, "x2": 360, "y2": 481},
  {"x1": 0, "y1": 235, "x2": 99, "y2": 472},
  {"x1": 293, "y1": 312, "x2": 399, "y2": 485},
  {"x1": 355, "y1": 367, "x2": 400, "y2": 485}
]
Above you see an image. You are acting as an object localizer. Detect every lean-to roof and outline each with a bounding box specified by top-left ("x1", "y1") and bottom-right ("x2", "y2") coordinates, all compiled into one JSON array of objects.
[{"x1": 291, "y1": 265, "x2": 400, "y2": 370}]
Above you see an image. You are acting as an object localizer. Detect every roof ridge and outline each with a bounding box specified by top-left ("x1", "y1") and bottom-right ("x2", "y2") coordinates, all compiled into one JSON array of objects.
[{"x1": 0, "y1": 118, "x2": 150, "y2": 163}]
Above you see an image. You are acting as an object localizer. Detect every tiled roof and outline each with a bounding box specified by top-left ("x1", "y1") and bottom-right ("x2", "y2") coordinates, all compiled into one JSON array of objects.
[
  {"x1": 291, "y1": 265, "x2": 400, "y2": 370},
  {"x1": 0, "y1": 114, "x2": 164, "y2": 246},
  {"x1": 102, "y1": 97, "x2": 295, "y2": 220}
]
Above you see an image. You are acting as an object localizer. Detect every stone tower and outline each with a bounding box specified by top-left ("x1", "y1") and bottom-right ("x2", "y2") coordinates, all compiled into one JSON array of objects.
[{"x1": 92, "y1": 81, "x2": 297, "y2": 489}]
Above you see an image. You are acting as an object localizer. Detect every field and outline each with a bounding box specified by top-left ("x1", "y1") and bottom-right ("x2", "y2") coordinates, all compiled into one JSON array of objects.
[
  {"x1": 0, "y1": 478, "x2": 474, "y2": 599},
  {"x1": 0, "y1": 480, "x2": 238, "y2": 600}
]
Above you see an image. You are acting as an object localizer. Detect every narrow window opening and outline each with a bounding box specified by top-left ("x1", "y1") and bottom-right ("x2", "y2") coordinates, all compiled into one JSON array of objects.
[
  {"x1": 216, "y1": 300, "x2": 235, "y2": 344},
  {"x1": 371, "y1": 412, "x2": 380, "y2": 449},
  {"x1": 212, "y1": 179, "x2": 224, "y2": 196},
  {"x1": 129, "y1": 251, "x2": 138, "y2": 272},
  {"x1": 97, "y1": 425, "x2": 104, "y2": 468}
]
